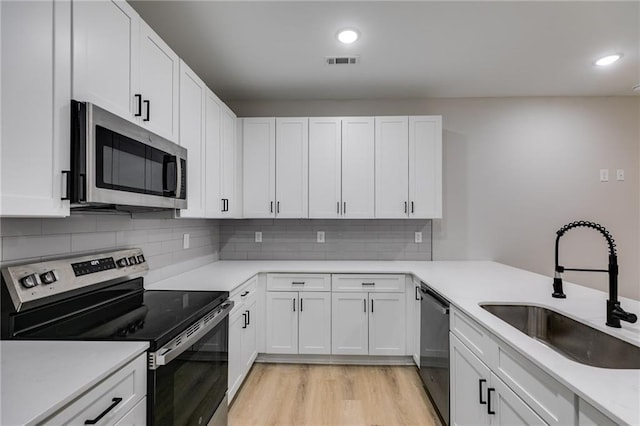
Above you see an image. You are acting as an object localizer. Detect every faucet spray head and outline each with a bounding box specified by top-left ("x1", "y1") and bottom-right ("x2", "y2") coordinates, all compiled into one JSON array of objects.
[{"x1": 552, "y1": 272, "x2": 566, "y2": 298}]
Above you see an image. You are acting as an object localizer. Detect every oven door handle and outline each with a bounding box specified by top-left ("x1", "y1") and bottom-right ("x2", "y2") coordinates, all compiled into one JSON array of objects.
[{"x1": 150, "y1": 301, "x2": 233, "y2": 369}]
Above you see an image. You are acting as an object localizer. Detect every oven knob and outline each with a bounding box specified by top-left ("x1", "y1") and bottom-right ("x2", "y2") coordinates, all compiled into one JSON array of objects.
[
  {"x1": 116, "y1": 258, "x2": 129, "y2": 268},
  {"x1": 116, "y1": 327, "x2": 128, "y2": 337},
  {"x1": 128, "y1": 256, "x2": 138, "y2": 265},
  {"x1": 40, "y1": 270, "x2": 59, "y2": 284},
  {"x1": 20, "y1": 273, "x2": 41, "y2": 288},
  {"x1": 128, "y1": 323, "x2": 138, "y2": 333},
  {"x1": 136, "y1": 254, "x2": 145, "y2": 263}
]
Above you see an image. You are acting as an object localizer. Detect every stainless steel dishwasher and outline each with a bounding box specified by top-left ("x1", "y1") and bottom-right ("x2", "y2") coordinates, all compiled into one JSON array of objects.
[{"x1": 419, "y1": 283, "x2": 450, "y2": 425}]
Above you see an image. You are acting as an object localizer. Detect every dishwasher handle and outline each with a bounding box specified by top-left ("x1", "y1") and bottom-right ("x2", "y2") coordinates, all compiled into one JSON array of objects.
[{"x1": 421, "y1": 285, "x2": 449, "y2": 315}]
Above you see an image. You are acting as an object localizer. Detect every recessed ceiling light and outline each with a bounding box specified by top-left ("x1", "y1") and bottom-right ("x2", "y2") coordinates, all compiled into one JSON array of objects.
[
  {"x1": 595, "y1": 54, "x2": 622, "y2": 66},
  {"x1": 337, "y1": 29, "x2": 359, "y2": 44}
]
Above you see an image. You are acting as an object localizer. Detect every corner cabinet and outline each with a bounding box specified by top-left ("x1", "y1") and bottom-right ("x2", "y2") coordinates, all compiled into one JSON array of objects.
[
  {"x1": 73, "y1": 0, "x2": 179, "y2": 142},
  {"x1": 1, "y1": 0, "x2": 71, "y2": 217}
]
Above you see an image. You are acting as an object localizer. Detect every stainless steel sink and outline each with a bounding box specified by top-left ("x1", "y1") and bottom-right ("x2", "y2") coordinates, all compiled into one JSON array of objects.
[{"x1": 480, "y1": 304, "x2": 640, "y2": 369}]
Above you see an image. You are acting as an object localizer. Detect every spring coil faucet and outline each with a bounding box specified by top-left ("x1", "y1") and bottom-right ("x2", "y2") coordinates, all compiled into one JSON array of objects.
[{"x1": 553, "y1": 221, "x2": 637, "y2": 328}]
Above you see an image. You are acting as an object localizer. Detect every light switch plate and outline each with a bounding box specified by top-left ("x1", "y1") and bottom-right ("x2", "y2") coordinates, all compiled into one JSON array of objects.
[
  {"x1": 415, "y1": 232, "x2": 422, "y2": 243},
  {"x1": 317, "y1": 231, "x2": 325, "y2": 243},
  {"x1": 255, "y1": 231, "x2": 262, "y2": 243},
  {"x1": 183, "y1": 233, "x2": 190, "y2": 249},
  {"x1": 616, "y1": 169, "x2": 625, "y2": 181}
]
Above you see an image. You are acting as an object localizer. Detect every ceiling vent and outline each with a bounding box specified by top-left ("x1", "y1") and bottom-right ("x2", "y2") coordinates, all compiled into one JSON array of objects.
[{"x1": 326, "y1": 56, "x2": 360, "y2": 65}]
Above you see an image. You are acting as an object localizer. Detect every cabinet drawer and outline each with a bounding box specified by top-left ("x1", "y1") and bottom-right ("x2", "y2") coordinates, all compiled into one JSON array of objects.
[
  {"x1": 230, "y1": 275, "x2": 258, "y2": 314},
  {"x1": 267, "y1": 273, "x2": 331, "y2": 291},
  {"x1": 450, "y1": 307, "x2": 493, "y2": 361},
  {"x1": 493, "y1": 340, "x2": 574, "y2": 426},
  {"x1": 331, "y1": 274, "x2": 405, "y2": 292},
  {"x1": 45, "y1": 353, "x2": 146, "y2": 425}
]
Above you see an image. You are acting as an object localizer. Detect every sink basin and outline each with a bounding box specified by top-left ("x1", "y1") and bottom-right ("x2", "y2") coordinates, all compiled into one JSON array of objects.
[{"x1": 480, "y1": 304, "x2": 640, "y2": 369}]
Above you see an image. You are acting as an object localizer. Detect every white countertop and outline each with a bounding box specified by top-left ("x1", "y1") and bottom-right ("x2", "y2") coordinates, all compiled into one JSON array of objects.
[
  {"x1": 1, "y1": 340, "x2": 148, "y2": 426},
  {"x1": 148, "y1": 260, "x2": 640, "y2": 425}
]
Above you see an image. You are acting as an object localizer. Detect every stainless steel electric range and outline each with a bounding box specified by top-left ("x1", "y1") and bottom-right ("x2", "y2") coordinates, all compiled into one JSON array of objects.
[{"x1": 1, "y1": 248, "x2": 232, "y2": 426}]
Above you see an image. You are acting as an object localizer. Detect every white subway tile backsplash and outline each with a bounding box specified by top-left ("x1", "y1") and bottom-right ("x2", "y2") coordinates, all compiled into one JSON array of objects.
[
  {"x1": 71, "y1": 232, "x2": 117, "y2": 252},
  {"x1": 2, "y1": 234, "x2": 71, "y2": 261},
  {"x1": 42, "y1": 215, "x2": 97, "y2": 235},
  {"x1": 116, "y1": 230, "x2": 149, "y2": 246},
  {"x1": 0, "y1": 218, "x2": 43, "y2": 237}
]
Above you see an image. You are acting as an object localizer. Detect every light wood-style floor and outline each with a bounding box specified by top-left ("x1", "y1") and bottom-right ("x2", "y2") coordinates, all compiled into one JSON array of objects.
[{"x1": 229, "y1": 363, "x2": 442, "y2": 426}]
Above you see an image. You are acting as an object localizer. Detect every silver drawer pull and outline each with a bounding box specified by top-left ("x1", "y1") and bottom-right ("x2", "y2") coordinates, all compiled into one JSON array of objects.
[
  {"x1": 361, "y1": 282, "x2": 375, "y2": 286},
  {"x1": 291, "y1": 281, "x2": 305, "y2": 285}
]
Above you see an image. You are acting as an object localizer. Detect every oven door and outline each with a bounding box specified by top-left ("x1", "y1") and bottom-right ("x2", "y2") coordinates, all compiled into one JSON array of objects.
[{"x1": 149, "y1": 302, "x2": 232, "y2": 426}]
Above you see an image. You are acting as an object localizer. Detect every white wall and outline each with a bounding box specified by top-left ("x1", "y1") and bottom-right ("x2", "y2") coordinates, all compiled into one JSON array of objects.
[{"x1": 228, "y1": 97, "x2": 640, "y2": 300}]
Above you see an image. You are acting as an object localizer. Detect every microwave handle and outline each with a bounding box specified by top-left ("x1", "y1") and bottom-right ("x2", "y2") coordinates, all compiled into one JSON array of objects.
[{"x1": 162, "y1": 156, "x2": 178, "y2": 197}]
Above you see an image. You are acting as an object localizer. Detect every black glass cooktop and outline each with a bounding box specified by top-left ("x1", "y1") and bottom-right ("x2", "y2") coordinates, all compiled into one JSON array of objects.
[{"x1": 8, "y1": 278, "x2": 227, "y2": 350}]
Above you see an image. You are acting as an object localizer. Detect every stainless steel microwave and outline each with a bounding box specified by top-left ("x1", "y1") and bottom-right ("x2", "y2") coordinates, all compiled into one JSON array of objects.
[{"x1": 70, "y1": 100, "x2": 187, "y2": 210}]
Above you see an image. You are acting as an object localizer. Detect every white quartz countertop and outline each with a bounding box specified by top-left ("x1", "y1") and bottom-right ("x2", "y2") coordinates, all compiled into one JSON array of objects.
[
  {"x1": 1, "y1": 340, "x2": 148, "y2": 426},
  {"x1": 148, "y1": 260, "x2": 640, "y2": 425}
]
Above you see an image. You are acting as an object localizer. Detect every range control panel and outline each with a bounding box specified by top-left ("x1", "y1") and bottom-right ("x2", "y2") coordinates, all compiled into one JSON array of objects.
[{"x1": 1, "y1": 248, "x2": 148, "y2": 312}]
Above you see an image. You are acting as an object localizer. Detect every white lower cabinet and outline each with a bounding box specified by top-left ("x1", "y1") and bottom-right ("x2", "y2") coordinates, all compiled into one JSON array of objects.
[
  {"x1": 228, "y1": 277, "x2": 259, "y2": 401},
  {"x1": 578, "y1": 399, "x2": 616, "y2": 426},
  {"x1": 266, "y1": 290, "x2": 331, "y2": 355},
  {"x1": 45, "y1": 353, "x2": 147, "y2": 425},
  {"x1": 451, "y1": 334, "x2": 545, "y2": 426},
  {"x1": 331, "y1": 291, "x2": 405, "y2": 356}
]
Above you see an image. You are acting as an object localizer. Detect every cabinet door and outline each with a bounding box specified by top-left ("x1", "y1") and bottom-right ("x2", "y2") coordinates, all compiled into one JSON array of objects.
[
  {"x1": 1, "y1": 0, "x2": 70, "y2": 217},
  {"x1": 221, "y1": 105, "x2": 237, "y2": 217},
  {"x1": 242, "y1": 299, "x2": 258, "y2": 371},
  {"x1": 490, "y1": 372, "x2": 547, "y2": 426},
  {"x1": 409, "y1": 116, "x2": 442, "y2": 218},
  {"x1": 178, "y1": 60, "x2": 206, "y2": 218},
  {"x1": 243, "y1": 118, "x2": 276, "y2": 218},
  {"x1": 138, "y1": 20, "x2": 179, "y2": 142},
  {"x1": 578, "y1": 399, "x2": 616, "y2": 426},
  {"x1": 375, "y1": 116, "x2": 409, "y2": 218},
  {"x1": 368, "y1": 292, "x2": 406, "y2": 356},
  {"x1": 450, "y1": 334, "x2": 491, "y2": 426},
  {"x1": 73, "y1": 0, "x2": 139, "y2": 122},
  {"x1": 205, "y1": 89, "x2": 223, "y2": 217},
  {"x1": 341, "y1": 117, "x2": 375, "y2": 218},
  {"x1": 228, "y1": 310, "x2": 244, "y2": 401},
  {"x1": 308, "y1": 118, "x2": 341, "y2": 218},
  {"x1": 266, "y1": 291, "x2": 298, "y2": 354},
  {"x1": 331, "y1": 292, "x2": 368, "y2": 355},
  {"x1": 275, "y1": 118, "x2": 309, "y2": 218},
  {"x1": 298, "y1": 292, "x2": 331, "y2": 354}
]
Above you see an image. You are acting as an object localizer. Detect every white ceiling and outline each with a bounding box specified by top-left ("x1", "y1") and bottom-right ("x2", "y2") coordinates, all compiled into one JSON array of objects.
[{"x1": 129, "y1": 1, "x2": 640, "y2": 102}]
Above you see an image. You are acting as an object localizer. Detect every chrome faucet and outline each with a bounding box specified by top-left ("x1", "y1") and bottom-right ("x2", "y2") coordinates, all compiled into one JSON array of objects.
[{"x1": 553, "y1": 221, "x2": 637, "y2": 328}]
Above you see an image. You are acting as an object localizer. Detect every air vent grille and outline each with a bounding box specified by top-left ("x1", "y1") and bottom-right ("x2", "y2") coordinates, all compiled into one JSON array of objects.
[{"x1": 326, "y1": 56, "x2": 360, "y2": 65}]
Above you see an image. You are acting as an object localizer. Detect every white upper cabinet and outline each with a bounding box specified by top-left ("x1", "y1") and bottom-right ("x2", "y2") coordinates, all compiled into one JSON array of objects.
[
  {"x1": 221, "y1": 105, "x2": 239, "y2": 217},
  {"x1": 204, "y1": 89, "x2": 223, "y2": 217},
  {"x1": 177, "y1": 60, "x2": 206, "y2": 218},
  {"x1": 409, "y1": 116, "x2": 442, "y2": 218},
  {"x1": 275, "y1": 118, "x2": 309, "y2": 218},
  {"x1": 72, "y1": 0, "x2": 138, "y2": 122},
  {"x1": 375, "y1": 117, "x2": 409, "y2": 218},
  {"x1": 73, "y1": 0, "x2": 179, "y2": 142},
  {"x1": 242, "y1": 118, "x2": 276, "y2": 218},
  {"x1": 138, "y1": 21, "x2": 179, "y2": 142},
  {"x1": 341, "y1": 117, "x2": 375, "y2": 218},
  {"x1": 308, "y1": 118, "x2": 342, "y2": 219},
  {"x1": 1, "y1": 0, "x2": 71, "y2": 217}
]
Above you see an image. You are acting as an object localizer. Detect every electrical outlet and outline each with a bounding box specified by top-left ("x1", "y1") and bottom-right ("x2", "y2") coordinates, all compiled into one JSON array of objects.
[
  {"x1": 415, "y1": 232, "x2": 422, "y2": 243},
  {"x1": 599, "y1": 169, "x2": 609, "y2": 182},
  {"x1": 255, "y1": 231, "x2": 262, "y2": 243},
  {"x1": 616, "y1": 169, "x2": 625, "y2": 181},
  {"x1": 317, "y1": 231, "x2": 325, "y2": 243},
  {"x1": 183, "y1": 233, "x2": 190, "y2": 249}
]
